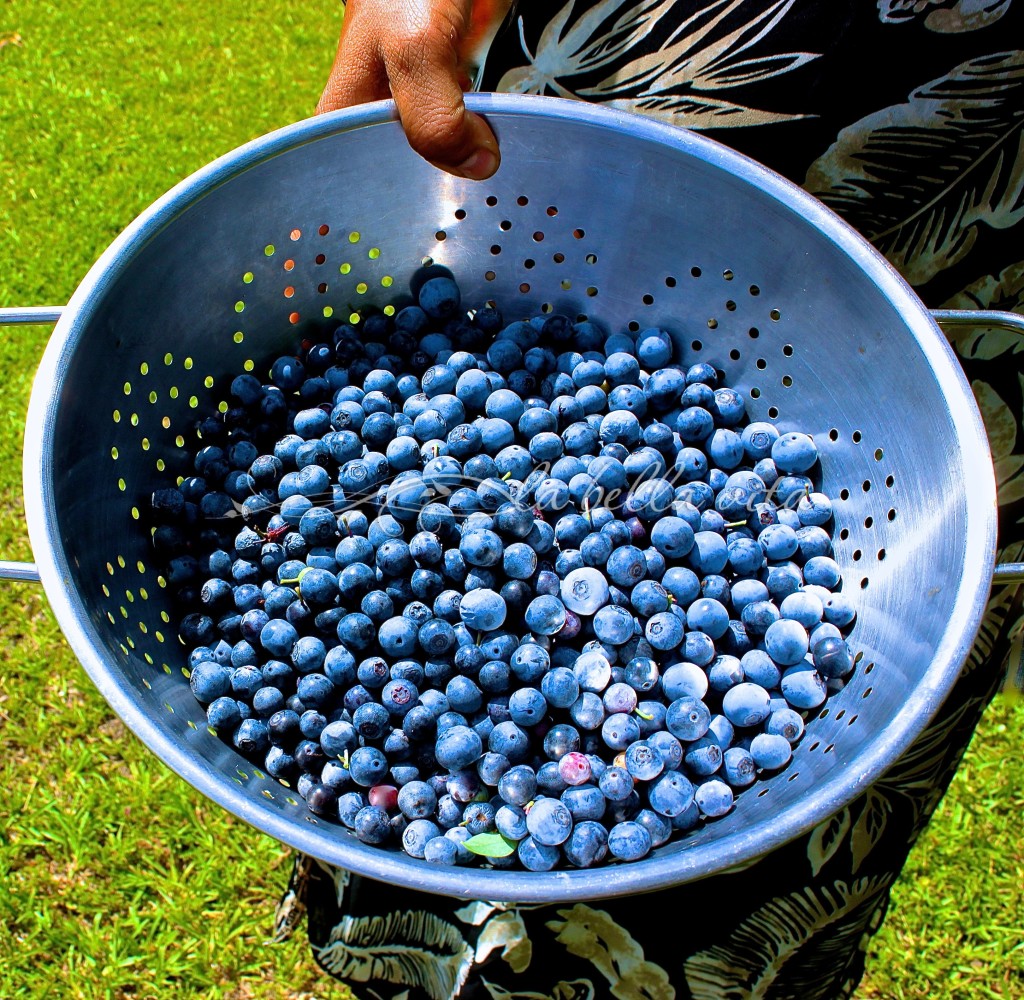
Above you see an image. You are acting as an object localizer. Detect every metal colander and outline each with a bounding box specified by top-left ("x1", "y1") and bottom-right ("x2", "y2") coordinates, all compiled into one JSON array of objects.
[{"x1": 1, "y1": 94, "x2": 1019, "y2": 903}]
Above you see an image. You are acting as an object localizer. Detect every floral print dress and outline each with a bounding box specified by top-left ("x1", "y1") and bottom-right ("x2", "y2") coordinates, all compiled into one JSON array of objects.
[{"x1": 279, "y1": 3, "x2": 1024, "y2": 996}]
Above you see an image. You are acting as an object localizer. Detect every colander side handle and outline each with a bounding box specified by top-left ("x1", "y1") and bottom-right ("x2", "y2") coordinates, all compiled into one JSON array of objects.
[
  {"x1": 933, "y1": 309, "x2": 1024, "y2": 588},
  {"x1": 932, "y1": 309, "x2": 1024, "y2": 336},
  {"x1": 0, "y1": 562, "x2": 41, "y2": 582},
  {"x1": 0, "y1": 307, "x2": 64, "y2": 325},
  {"x1": 0, "y1": 305, "x2": 1012, "y2": 589},
  {"x1": 0, "y1": 307, "x2": 61, "y2": 582}
]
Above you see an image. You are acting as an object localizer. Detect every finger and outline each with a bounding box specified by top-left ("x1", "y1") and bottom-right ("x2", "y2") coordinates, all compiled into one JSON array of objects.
[
  {"x1": 316, "y1": 15, "x2": 389, "y2": 115},
  {"x1": 380, "y1": 19, "x2": 499, "y2": 180}
]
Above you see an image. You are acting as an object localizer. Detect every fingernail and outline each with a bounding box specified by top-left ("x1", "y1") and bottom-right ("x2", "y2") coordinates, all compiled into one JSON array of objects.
[{"x1": 456, "y1": 148, "x2": 498, "y2": 180}]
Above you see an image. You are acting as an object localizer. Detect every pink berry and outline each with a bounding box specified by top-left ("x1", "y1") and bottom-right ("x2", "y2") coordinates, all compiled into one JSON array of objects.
[
  {"x1": 560, "y1": 609, "x2": 582, "y2": 639},
  {"x1": 558, "y1": 751, "x2": 592, "y2": 786},
  {"x1": 368, "y1": 784, "x2": 398, "y2": 811}
]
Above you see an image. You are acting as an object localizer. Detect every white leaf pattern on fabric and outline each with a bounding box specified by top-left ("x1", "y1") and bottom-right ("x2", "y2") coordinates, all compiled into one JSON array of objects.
[
  {"x1": 545, "y1": 904, "x2": 676, "y2": 1000},
  {"x1": 316, "y1": 909, "x2": 475, "y2": 1000},
  {"x1": 804, "y1": 51, "x2": 1024, "y2": 286},
  {"x1": 481, "y1": 977, "x2": 597, "y2": 1000},
  {"x1": 497, "y1": 0, "x2": 819, "y2": 128},
  {"x1": 683, "y1": 876, "x2": 894, "y2": 999},
  {"x1": 317, "y1": 857, "x2": 350, "y2": 907},
  {"x1": 877, "y1": 0, "x2": 1013, "y2": 32},
  {"x1": 455, "y1": 901, "x2": 504, "y2": 927},
  {"x1": 475, "y1": 909, "x2": 533, "y2": 973},
  {"x1": 807, "y1": 806, "x2": 852, "y2": 876},
  {"x1": 945, "y1": 258, "x2": 1024, "y2": 312},
  {"x1": 971, "y1": 379, "x2": 1024, "y2": 505},
  {"x1": 849, "y1": 789, "x2": 892, "y2": 875},
  {"x1": 942, "y1": 260, "x2": 1024, "y2": 371}
]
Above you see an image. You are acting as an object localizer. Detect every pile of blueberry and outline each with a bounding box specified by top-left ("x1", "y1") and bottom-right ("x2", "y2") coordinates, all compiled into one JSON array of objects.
[{"x1": 149, "y1": 267, "x2": 857, "y2": 871}]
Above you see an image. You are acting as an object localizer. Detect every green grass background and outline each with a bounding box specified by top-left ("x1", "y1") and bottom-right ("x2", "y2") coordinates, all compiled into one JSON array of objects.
[{"x1": 0, "y1": 3, "x2": 1021, "y2": 998}]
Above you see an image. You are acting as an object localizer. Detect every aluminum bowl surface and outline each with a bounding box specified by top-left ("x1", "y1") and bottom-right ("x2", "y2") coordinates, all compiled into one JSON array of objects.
[{"x1": 22, "y1": 94, "x2": 996, "y2": 902}]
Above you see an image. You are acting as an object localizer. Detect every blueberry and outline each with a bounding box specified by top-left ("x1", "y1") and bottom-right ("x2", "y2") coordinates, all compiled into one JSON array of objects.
[
  {"x1": 739, "y1": 649, "x2": 781, "y2": 689},
  {"x1": 697, "y1": 652, "x2": 735, "y2": 695},
  {"x1": 681, "y1": 631, "x2": 715, "y2": 668},
  {"x1": 707, "y1": 428, "x2": 744, "y2": 469},
  {"x1": 435, "y1": 725, "x2": 483, "y2": 771},
  {"x1": 260, "y1": 619, "x2": 298, "y2": 659},
  {"x1": 685, "y1": 598, "x2": 730, "y2": 640},
  {"x1": 253, "y1": 686, "x2": 287, "y2": 718},
  {"x1": 607, "y1": 821, "x2": 651, "y2": 862},
  {"x1": 650, "y1": 517, "x2": 696, "y2": 559},
  {"x1": 686, "y1": 531, "x2": 729, "y2": 575},
  {"x1": 644, "y1": 611, "x2": 685, "y2": 651},
  {"x1": 349, "y1": 746, "x2": 389, "y2": 786},
  {"x1": 742, "y1": 600, "x2": 781, "y2": 638},
  {"x1": 796, "y1": 491, "x2": 833, "y2": 526},
  {"x1": 452, "y1": 587, "x2": 505, "y2": 632},
  {"x1": 540, "y1": 667, "x2": 580, "y2": 710},
  {"x1": 661, "y1": 662, "x2": 708, "y2": 701},
  {"x1": 524, "y1": 595, "x2": 567, "y2": 636},
  {"x1": 543, "y1": 723, "x2": 581, "y2": 761},
  {"x1": 525, "y1": 797, "x2": 574, "y2": 846},
  {"x1": 772, "y1": 432, "x2": 818, "y2": 473},
  {"x1": 721, "y1": 682, "x2": 772, "y2": 727},
  {"x1": 597, "y1": 710, "x2": 638, "y2": 751},
  {"x1": 812, "y1": 635, "x2": 855, "y2": 678},
  {"x1": 417, "y1": 274, "x2": 462, "y2": 317},
  {"x1": 518, "y1": 835, "x2": 561, "y2": 871},
  {"x1": 740, "y1": 421, "x2": 780, "y2": 460},
  {"x1": 418, "y1": 836, "x2": 457, "y2": 865},
  {"x1": 804, "y1": 556, "x2": 842, "y2": 589},
  {"x1": 750, "y1": 732, "x2": 793, "y2": 771},
  {"x1": 662, "y1": 567, "x2": 701, "y2": 605},
  {"x1": 731, "y1": 578, "x2": 770, "y2": 613},
  {"x1": 559, "y1": 567, "x2": 611, "y2": 616},
  {"x1": 592, "y1": 605, "x2": 636, "y2": 645},
  {"x1": 666, "y1": 697, "x2": 711, "y2": 741},
  {"x1": 766, "y1": 708, "x2": 805, "y2": 744},
  {"x1": 189, "y1": 661, "x2": 232, "y2": 704},
  {"x1": 765, "y1": 618, "x2": 810, "y2": 666},
  {"x1": 598, "y1": 766, "x2": 634, "y2": 802},
  {"x1": 573, "y1": 651, "x2": 612, "y2": 693},
  {"x1": 445, "y1": 673, "x2": 483, "y2": 717},
  {"x1": 624, "y1": 741, "x2": 664, "y2": 781},
  {"x1": 233, "y1": 718, "x2": 270, "y2": 755},
  {"x1": 780, "y1": 591, "x2": 824, "y2": 628},
  {"x1": 694, "y1": 778, "x2": 734, "y2": 818},
  {"x1": 206, "y1": 696, "x2": 242, "y2": 733},
  {"x1": 510, "y1": 643, "x2": 551, "y2": 685},
  {"x1": 721, "y1": 746, "x2": 756, "y2": 788},
  {"x1": 822, "y1": 591, "x2": 856, "y2": 627},
  {"x1": 648, "y1": 771, "x2": 695, "y2": 817},
  {"x1": 502, "y1": 542, "x2": 538, "y2": 580},
  {"x1": 780, "y1": 663, "x2": 828, "y2": 710},
  {"x1": 351, "y1": 805, "x2": 391, "y2": 845},
  {"x1": 508, "y1": 687, "x2": 548, "y2": 727},
  {"x1": 563, "y1": 819, "x2": 610, "y2": 868},
  {"x1": 569, "y1": 691, "x2": 606, "y2": 731}
]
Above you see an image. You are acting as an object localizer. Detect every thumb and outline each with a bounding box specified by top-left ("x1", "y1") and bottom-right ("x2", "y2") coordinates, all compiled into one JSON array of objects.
[{"x1": 381, "y1": 26, "x2": 500, "y2": 180}]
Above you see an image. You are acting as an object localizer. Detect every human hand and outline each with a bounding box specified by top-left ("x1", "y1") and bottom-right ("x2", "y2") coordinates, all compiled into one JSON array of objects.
[{"x1": 317, "y1": 0, "x2": 502, "y2": 180}]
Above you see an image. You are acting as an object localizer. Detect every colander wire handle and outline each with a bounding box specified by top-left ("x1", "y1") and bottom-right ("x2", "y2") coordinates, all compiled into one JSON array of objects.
[
  {"x1": 0, "y1": 562, "x2": 40, "y2": 582},
  {"x1": 0, "y1": 307, "x2": 64, "y2": 325},
  {"x1": 0, "y1": 306, "x2": 62, "y2": 582},
  {"x1": 933, "y1": 309, "x2": 1024, "y2": 587}
]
